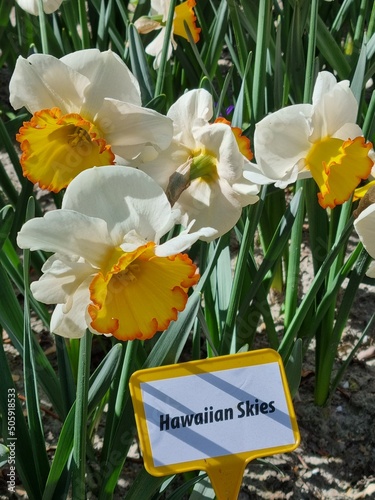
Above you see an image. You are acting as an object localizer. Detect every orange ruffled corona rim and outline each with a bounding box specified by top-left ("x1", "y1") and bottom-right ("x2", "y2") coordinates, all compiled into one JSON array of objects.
[
  {"x1": 88, "y1": 242, "x2": 199, "y2": 341},
  {"x1": 17, "y1": 107, "x2": 115, "y2": 192},
  {"x1": 305, "y1": 136, "x2": 374, "y2": 209},
  {"x1": 173, "y1": 0, "x2": 201, "y2": 43},
  {"x1": 214, "y1": 117, "x2": 254, "y2": 161}
]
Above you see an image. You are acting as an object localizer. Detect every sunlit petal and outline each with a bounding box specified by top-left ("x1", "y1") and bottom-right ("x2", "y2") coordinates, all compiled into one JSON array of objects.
[
  {"x1": 62, "y1": 167, "x2": 174, "y2": 244},
  {"x1": 88, "y1": 243, "x2": 199, "y2": 340},
  {"x1": 31, "y1": 254, "x2": 95, "y2": 306},
  {"x1": 254, "y1": 104, "x2": 312, "y2": 182},
  {"x1": 17, "y1": 108, "x2": 115, "y2": 192},
  {"x1": 17, "y1": 210, "x2": 113, "y2": 267},
  {"x1": 9, "y1": 54, "x2": 89, "y2": 114},
  {"x1": 61, "y1": 49, "x2": 141, "y2": 110},
  {"x1": 50, "y1": 280, "x2": 92, "y2": 338},
  {"x1": 173, "y1": 0, "x2": 201, "y2": 43},
  {"x1": 354, "y1": 204, "x2": 375, "y2": 274},
  {"x1": 15, "y1": 0, "x2": 62, "y2": 15},
  {"x1": 306, "y1": 137, "x2": 373, "y2": 208},
  {"x1": 95, "y1": 99, "x2": 173, "y2": 160}
]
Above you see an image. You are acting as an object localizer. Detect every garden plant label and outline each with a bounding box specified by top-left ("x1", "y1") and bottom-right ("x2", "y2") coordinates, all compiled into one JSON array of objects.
[{"x1": 130, "y1": 349, "x2": 300, "y2": 499}]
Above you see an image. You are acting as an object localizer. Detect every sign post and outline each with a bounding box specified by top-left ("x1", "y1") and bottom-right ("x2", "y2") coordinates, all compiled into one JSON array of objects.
[{"x1": 129, "y1": 349, "x2": 300, "y2": 499}]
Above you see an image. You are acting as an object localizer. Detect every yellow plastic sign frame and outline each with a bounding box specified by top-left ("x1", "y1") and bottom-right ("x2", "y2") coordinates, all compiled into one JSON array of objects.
[{"x1": 129, "y1": 349, "x2": 300, "y2": 499}]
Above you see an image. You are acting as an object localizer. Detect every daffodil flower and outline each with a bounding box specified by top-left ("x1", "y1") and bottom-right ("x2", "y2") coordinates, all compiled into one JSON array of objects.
[
  {"x1": 9, "y1": 49, "x2": 173, "y2": 192},
  {"x1": 17, "y1": 167, "x2": 215, "y2": 340},
  {"x1": 134, "y1": 0, "x2": 201, "y2": 69},
  {"x1": 251, "y1": 71, "x2": 374, "y2": 208},
  {"x1": 354, "y1": 203, "x2": 375, "y2": 278},
  {"x1": 139, "y1": 89, "x2": 260, "y2": 240},
  {"x1": 15, "y1": 0, "x2": 62, "y2": 15}
]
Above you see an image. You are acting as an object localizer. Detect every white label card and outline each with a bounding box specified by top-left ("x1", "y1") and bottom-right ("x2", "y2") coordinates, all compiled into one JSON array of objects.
[{"x1": 141, "y1": 361, "x2": 295, "y2": 467}]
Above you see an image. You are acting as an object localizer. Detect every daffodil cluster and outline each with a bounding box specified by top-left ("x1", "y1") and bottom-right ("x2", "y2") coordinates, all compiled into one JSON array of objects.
[
  {"x1": 12, "y1": 48, "x2": 374, "y2": 342},
  {"x1": 12, "y1": 48, "x2": 258, "y2": 341}
]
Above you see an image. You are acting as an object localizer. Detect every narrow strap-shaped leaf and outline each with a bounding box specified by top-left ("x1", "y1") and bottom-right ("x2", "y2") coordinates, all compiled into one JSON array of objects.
[
  {"x1": 128, "y1": 23, "x2": 155, "y2": 103},
  {"x1": 278, "y1": 216, "x2": 355, "y2": 361},
  {"x1": 72, "y1": 331, "x2": 92, "y2": 500},
  {"x1": 0, "y1": 337, "x2": 41, "y2": 499},
  {"x1": 42, "y1": 343, "x2": 123, "y2": 500},
  {"x1": 252, "y1": 0, "x2": 271, "y2": 122},
  {"x1": 154, "y1": 0, "x2": 177, "y2": 97},
  {"x1": 22, "y1": 198, "x2": 50, "y2": 491},
  {"x1": 314, "y1": 247, "x2": 373, "y2": 405},
  {"x1": 238, "y1": 189, "x2": 303, "y2": 319},
  {"x1": 0, "y1": 206, "x2": 14, "y2": 251}
]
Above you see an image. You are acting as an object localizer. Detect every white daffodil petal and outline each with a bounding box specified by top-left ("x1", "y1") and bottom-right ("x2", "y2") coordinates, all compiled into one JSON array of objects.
[
  {"x1": 254, "y1": 104, "x2": 312, "y2": 180},
  {"x1": 145, "y1": 28, "x2": 173, "y2": 69},
  {"x1": 242, "y1": 160, "x2": 275, "y2": 185},
  {"x1": 62, "y1": 167, "x2": 173, "y2": 244},
  {"x1": 17, "y1": 210, "x2": 113, "y2": 267},
  {"x1": 168, "y1": 88, "x2": 213, "y2": 134},
  {"x1": 312, "y1": 71, "x2": 338, "y2": 104},
  {"x1": 156, "y1": 226, "x2": 218, "y2": 256},
  {"x1": 61, "y1": 50, "x2": 142, "y2": 113},
  {"x1": 16, "y1": 0, "x2": 62, "y2": 15},
  {"x1": 176, "y1": 177, "x2": 242, "y2": 239},
  {"x1": 95, "y1": 99, "x2": 173, "y2": 159},
  {"x1": 366, "y1": 261, "x2": 375, "y2": 278},
  {"x1": 31, "y1": 254, "x2": 94, "y2": 305},
  {"x1": 194, "y1": 122, "x2": 243, "y2": 183},
  {"x1": 354, "y1": 204, "x2": 375, "y2": 259},
  {"x1": 50, "y1": 280, "x2": 92, "y2": 338},
  {"x1": 332, "y1": 123, "x2": 363, "y2": 141},
  {"x1": 9, "y1": 54, "x2": 89, "y2": 114},
  {"x1": 139, "y1": 144, "x2": 190, "y2": 189},
  {"x1": 310, "y1": 78, "x2": 358, "y2": 140},
  {"x1": 231, "y1": 177, "x2": 260, "y2": 207}
]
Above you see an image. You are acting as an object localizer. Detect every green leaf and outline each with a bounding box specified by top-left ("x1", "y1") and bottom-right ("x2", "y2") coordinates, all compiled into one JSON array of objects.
[
  {"x1": 0, "y1": 338, "x2": 42, "y2": 499},
  {"x1": 42, "y1": 343, "x2": 123, "y2": 500},
  {"x1": 143, "y1": 291, "x2": 201, "y2": 368},
  {"x1": 0, "y1": 443, "x2": 9, "y2": 468},
  {"x1": 0, "y1": 206, "x2": 14, "y2": 251},
  {"x1": 125, "y1": 467, "x2": 172, "y2": 500},
  {"x1": 128, "y1": 23, "x2": 155, "y2": 103},
  {"x1": 285, "y1": 339, "x2": 302, "y2": 398}
]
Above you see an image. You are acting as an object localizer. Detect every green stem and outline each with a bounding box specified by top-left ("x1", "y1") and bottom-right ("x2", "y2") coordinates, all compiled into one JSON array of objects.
[
  {"x1": 72, "y1": 331, "x2": 92, "y2": 500},
  {"x1": 303, "y1": 0, "x2": 319, "y2": 103},
  {"x1": 284, "y1": 0, "x2": 318, "y2": 329},
  {"x1": 154, "y1": 0, "x2": 176, "y2": 97},
  {"x1": 315, "y1": 248, "x2": 372, "y2": 405},
  {"x1": 278, "y1": 216, "x2": 354, "y2": 361},
  {"x1": 252, "y1": 0, "x2": 271, "y2": 122},
  {"x1": 78, "y1": 0, "x2": 91, "y2": 49},
  {"x1": 37, "y1": 0, "x2": 49, "y2": 53},
  {"x1": 283, "y1": 180, "x2": 305, "y2": 330}
]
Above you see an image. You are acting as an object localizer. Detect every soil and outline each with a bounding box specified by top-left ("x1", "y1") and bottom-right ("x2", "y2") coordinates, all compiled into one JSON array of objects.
[{"x1": 0, "y1": 152, "x2": 375, "y2": 499}]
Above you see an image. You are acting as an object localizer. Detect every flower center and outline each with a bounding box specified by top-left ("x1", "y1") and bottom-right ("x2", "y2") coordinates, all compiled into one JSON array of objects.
[
  {"x1": 16, "y1": 107, "x2": 115, "y2": 192},
  {"x1": 67, "y1": 126, "x2": 92, "y2": 147},
  {"x1": 88, "y1": 242, "x2": 199, "y2": 341},
  {"x1": 305, "y1": 136, "x2": 373, "y2": 209},
  {"x1": 190, "y1": 149, "x2": 218, "y2": 182}
]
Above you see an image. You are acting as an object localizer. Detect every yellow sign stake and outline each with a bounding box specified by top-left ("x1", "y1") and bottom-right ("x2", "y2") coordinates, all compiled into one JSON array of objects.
[{"x1": 129, "y1": 349, "x2": 300, "y2": 498}]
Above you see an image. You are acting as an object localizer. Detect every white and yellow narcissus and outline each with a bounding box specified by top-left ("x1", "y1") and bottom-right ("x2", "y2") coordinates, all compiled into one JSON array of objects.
[
  {"x1": 135, "y1": 0, "x2": 200, "y2": 69},
  {"x1": 140, "y1": 88, "x2": 260, "y2": 240},
  {"x1": 15, "y1": 0, "x2": 62, "y2": 15},
  {"x1": 9, "y1": 49, "x2": 172, "y2": 192},
  {"x1": 354, "y1": 204, "x2": 375, "y2": 278},
  {"x1": 17, "y1": 167, "x2": 215, "y2": 340},
  {"x1": 251, "y1": 71, "x2": 374, "y2": 208}
]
